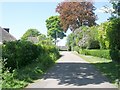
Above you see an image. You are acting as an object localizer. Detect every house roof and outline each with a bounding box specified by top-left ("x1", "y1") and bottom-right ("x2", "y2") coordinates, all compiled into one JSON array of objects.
[{"x1": 0, "y1": 27, "x2": 16, "y2": 43}]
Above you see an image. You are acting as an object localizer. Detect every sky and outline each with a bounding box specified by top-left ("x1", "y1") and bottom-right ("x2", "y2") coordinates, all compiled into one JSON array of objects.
[{"x1": 0, "y1": 0, "x2": 112, "y2": 46}]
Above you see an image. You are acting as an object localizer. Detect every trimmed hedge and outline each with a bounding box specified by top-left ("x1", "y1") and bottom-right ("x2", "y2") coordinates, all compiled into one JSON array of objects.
[{"x1": 79, "y1": 49, "x2": 120, "y2": 60}]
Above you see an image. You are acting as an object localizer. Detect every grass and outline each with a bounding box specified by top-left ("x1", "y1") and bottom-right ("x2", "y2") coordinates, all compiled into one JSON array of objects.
[{"x1": 74, "y1": 52, "x2": 120, "y2": 86}]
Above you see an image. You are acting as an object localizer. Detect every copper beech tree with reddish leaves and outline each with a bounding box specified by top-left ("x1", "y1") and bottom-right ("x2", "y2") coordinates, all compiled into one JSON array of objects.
[{"x1": 56, "y1": 0, "x2": 97, "y2": 32}]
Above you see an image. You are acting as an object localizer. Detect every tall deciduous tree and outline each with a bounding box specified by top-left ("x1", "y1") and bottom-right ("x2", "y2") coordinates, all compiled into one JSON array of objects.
[
  {"x1": 56, "y1": 0, "x2": 97, "y2": 32},
  {"x1": 46, "y1": 15, "x2": 66, "y2": 44}
]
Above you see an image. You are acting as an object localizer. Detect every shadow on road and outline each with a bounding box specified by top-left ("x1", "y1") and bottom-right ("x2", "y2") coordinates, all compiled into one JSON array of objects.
[{"x1": 43, "y1": 62, "x2": 112, "y2": 86}]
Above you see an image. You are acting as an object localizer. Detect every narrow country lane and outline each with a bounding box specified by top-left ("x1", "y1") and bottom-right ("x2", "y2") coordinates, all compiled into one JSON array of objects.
[{"x1": 26, "y1": 51, "x2": 117, "y2": 88}]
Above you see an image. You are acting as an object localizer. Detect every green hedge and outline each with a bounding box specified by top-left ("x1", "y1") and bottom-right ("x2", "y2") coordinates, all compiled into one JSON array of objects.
[
  {"x1": 79, "y1": 49, "x2": 117, "y2": 60},
  {"x1": 79, "y1": 49, "x2": 120, "y2": 60},
  {"x1": 2, "y1": 40, "x2": 60, "y2": 71},
  {"x1": 2, "y1": 40, "x2": 60, "y2": 88},
  {"x1": 2, "y1": 40, "x2": 41, "y2": 71}
]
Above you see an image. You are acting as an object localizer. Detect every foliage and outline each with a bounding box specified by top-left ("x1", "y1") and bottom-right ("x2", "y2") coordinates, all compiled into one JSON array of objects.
[
  {"x1": 2, "y1": 69, "x2": 27, "y2": 88},
  {"x1": 37, "y1": 43, "x2": 60, "y2": 59},
  {"x1": 73, "y1": 18, "x2": 120, "y2": 62},
  {"x1": 86, "y1": 26, "x2": 100, "y2": 49},
  {"x1": 66, "y1": 33, "x2": 75, "y2": 50},
  {"x1": 66, "y1": 25, "x2": 100, "y2": 50},
  {"x1": 98, "y1": 22, "x2": 109, "y2": 49},
  {"x1": 106, "y1": 18, "x2": 120, "y2": 62},
  {"x1": 73, "y1": 46, "x2": 80, "y2": 53},
  {"x1": 110, "y1": 0, "x2": 120, "y2": 16},
  {"x1": 38, "y1": 34, "x2": 46, "y2": 41},
  {"x1": 46, "y1": 15, "x2": 66, "y2": 44},
  {"x1": 2, "y1": 52, "x2": 59, "y2": 88},
  {"x1": 75, "y1": 26, "x2": 89, "y2": 49},
  {"x1": 2, "y1": 40, "x2": 41, "y2": 71},
  {"x1": 38, "y1": 37, "x2": 53, "y2": 46},
  {"x1": 106, "y1": 18, "x2": 120, "y2": 50},
  {"x1": 56, "y1": 0, "x2": 97, "y2": 32},
  {"x1": 2, "y1": 40, "x2": 60, "y2": 88},
  {"x1": 87, "y1": 40, "x2": 100, "y2": 49},
  {"x1": 110, "y1": 49, "x2": 120, "y2": 62},
  {"x1": 21, "y1": 29, "x2": 40, "y2": 40},
  {"x1": 79, "y1": 49, "x2": 112, "y2": 59}
]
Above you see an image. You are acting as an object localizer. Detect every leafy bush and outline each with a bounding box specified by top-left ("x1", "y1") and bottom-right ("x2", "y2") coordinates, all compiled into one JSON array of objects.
[
  {"x1": 2, "y1": 40, "x2": 60, "y2": 88},
  {"x1": 37, "y1": 53, "x2": 55, "y2": 70},
  {"x1": 110, "y1": 49, "x2": 120, "y2": 62},
  {"x1": 2, "y1": 40, "x2": 41, "y2": 71},
  {"x1": 106, "y1": 18, "x2": 120, "y2": 62},
  {"x1": 79, "y1": 49, "x2": 89, "y2": 55},
  {"x1": 73, "y1": 46, "x2": 80, "y2": 52},
  {"x1": 107, "y1": 18, "x2": 120, "y2": 50},
  {"x1": 37, "y1": 43, "x2": 60, "y2": 58},
  {"x1": 98, "y1": 22, "x2": 109, "y2": 49},
  {"x1": 87, "y1": 40, "x2": 100, "y2": 49},
  {"x1": 2, "y1": 69, "x2": 27, "y2": 88},
  {"x1": 66, "y1": 26, "x2": 100, "y2": 50}
]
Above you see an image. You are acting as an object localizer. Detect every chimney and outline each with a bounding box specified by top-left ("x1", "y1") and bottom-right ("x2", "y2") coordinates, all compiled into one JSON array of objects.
[{"x1": 3, "y1": 28, "x2": 9, "y2": 33}]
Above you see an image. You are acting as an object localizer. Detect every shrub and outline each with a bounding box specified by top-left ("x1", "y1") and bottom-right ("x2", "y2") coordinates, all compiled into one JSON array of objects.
[
  {"x1": 106, "y1": 18, "x2": 120, "y2": 62},
  {"x1": 2, "y1": 69, "x2": 27, "y2": 88},
  {"x1": 73, "y1": 46, "x2": 80, "y2": 52},
  {"x1": 79, "y1": 49, "x2": 89, "y2": 55},
  {"x1": 37, "y1": 43, "x2": 59, "y2": 56},
  {"x1": 2, "y1": 40, "x2": 41, "y2": 71},
  {"x1": 110, "y1": 49, "x2": 120, "y2": 62},
  {"x1": 2, "y1": 40, "x2": 60, "y2": 88},
  {"x1": 107, "y1": 18, "x2": 120, "y2": 50},
  {"x1": 87, "y1": 40, "x2": 100, "y2": 49}
]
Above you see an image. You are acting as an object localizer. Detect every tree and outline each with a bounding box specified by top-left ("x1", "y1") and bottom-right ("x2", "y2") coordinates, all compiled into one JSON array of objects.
[
  {"x1": 66, "y1": 33, "x2": 75, "y2": 50},
  {"x1": 37, "y1": 34, "x2": 53, "y2": 45},
  {"x1": 56, "y1": 0, "x2": 97, "y2": 32},
  {"x1": 98, "y1": 22, "x2": 110, "y2": 49},
  {"x1": 106, "y1": 18, "x2": 120, "y2": 62},
  {"x1": 46, "y1": 15, "x2": 66, "y2": 45},
  {"x1": 21, "y1": 29, "x2": 40, "y2": 40},
  {"x1": 110, "y1": 0, "x2": 120, "y2": 16},
  {"x1": 66, "y1": 25, "x2": 100, "y2": 50}
]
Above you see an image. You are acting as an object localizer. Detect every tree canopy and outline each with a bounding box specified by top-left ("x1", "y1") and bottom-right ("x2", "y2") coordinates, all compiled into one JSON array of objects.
[
  {"x1": 56, "y1": 0, "x2": 97, "y2": 32},
  {"x1": 21, "y1": 29, "x2": 40, "y2": 40},
  {"x1": 111, "y1": 1, "x2": 120, "y2": 16},
  {"x1": 46, "y1": 15, "x2": 66, "y2": 43}
]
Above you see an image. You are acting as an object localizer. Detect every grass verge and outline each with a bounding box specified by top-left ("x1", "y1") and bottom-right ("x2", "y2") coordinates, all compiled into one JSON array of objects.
[{"x1": 74, "y1": 52, "x2": 120, "y2": 86}]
